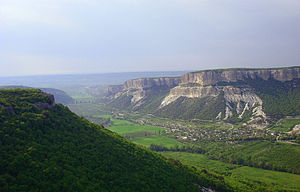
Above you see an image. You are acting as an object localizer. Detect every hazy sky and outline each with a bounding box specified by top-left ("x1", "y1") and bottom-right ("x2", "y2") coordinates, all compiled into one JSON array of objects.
[{"x1": 1, "y1": 0, "x2": 300, "y2": 76}]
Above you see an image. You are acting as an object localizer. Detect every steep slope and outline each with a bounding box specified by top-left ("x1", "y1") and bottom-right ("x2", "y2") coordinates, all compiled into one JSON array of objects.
[
  {"x1": 105, "y1": 67, "x2": 300, "y2": 127},
  {"x1": 158, "y1": 67, "x2": 300, "y2": 123},
  {"x1": 0, "y1": 89, "x2": 227, "y2": 192},
  {"x1": 105, "y1": 77, "x2": 181, "y2": 112},
  {"x1": 40, "y1": 88, "x2": 75, "y2": 105}
]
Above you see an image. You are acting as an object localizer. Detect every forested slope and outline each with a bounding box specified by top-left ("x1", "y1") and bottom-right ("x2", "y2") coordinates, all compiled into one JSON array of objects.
[{"x1": 0, "y1": 89, "x2": 228, "y2": 192}]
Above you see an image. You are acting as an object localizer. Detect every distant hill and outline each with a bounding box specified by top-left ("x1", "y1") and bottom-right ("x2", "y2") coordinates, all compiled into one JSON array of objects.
[
  {"x1": 0, "y1": 89, "x2": 228, "y2": 192},
  {"x1": 0, "y1": 86, "x2": 74, "y2": 105},
  {"x1": 0, "y1": 71, "x2": 188, "y2": 88},
  {"x1": 104, "y1": 67, "x2": 300, "y2": 128}
]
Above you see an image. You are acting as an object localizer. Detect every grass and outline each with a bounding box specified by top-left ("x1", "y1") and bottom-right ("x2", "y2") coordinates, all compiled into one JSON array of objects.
[
  {"x1": 231, "y1": 166, "x2": 300, "y2": 189},
  {"x1": 108, "y1": 125, "x2": 163, "y2": 135},
  {"x1": 93, "y1": 115, "x2": 135, "y2": 126},
  {"x1": 71, "y1": 94, "x2": 94, "y2": 99},
  {"x1": 271, "y1": 118, "x2": 300, "y2": 132},
  {"x1": 68, "y1": 103, "x2": 103, "y2": 116},
  {"x1": 161, "y1": 152, "x2": 239, "y2": 175},
  {"x1": 132, "y1": 135, "x2": 183, "y2": 147},
  {"x1": 161, "y1": 151, "x2": 300, "y2": 191}
]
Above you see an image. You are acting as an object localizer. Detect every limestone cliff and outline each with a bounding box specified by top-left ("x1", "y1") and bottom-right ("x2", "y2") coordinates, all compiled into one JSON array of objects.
[
  {"x1": 106, "y1": 67, "x2": 300, "y2": 127},
  {"x1": 159, "y1": 67, "x2": 300, "y2": 126},
  {"x1": 123, "y1": 77, "x2": 181, "y2": 90},
  {"x1": 105, "y1": 77, "x2": 181, "y2": 106},
  {"x1": 181, "y1": 67, "x2": 300, "y2": 85},
  {"x1": 105, "y1": 85, "x2": 123, "y2": 99}
]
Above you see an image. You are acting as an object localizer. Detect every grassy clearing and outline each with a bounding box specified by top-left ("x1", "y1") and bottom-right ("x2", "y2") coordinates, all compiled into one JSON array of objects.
[
  {"x1": 132, "y1": 135, "x2": 183, "y2": 147},
  {"x1": 161, "y1": 151, "x2": 300, "y2": 192}
]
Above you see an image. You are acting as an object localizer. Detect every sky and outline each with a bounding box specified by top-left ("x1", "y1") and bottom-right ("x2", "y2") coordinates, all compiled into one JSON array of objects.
[{"x1": 0, "y1": 0, "x2": 300, "y2": 76}]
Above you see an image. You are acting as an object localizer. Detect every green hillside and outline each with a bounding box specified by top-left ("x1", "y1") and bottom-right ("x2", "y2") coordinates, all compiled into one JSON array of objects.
[
  {"x1": 0, "y1": 86, "x2": 75, "y2": 105},
  {"x1": 106, "y1": 87, "x2": 170, "y2": 113},
  {"x1": 0, "y1": 89, "x2": 228, "y2": 192},
  {"x1": 155, "y1": 78, "x2": 300, "y2": 121}
]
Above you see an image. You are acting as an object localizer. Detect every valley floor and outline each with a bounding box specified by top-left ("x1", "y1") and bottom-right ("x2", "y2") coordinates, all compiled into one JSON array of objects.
[{"x1": 68, "y1": 102, "x2": 300, "y2": 192}]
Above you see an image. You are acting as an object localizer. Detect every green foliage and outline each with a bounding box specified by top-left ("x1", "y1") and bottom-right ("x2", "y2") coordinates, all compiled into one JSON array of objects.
[
  {"x1": 196, "y1": 140, "x2": 300, "y2": 174},
  {"x1": 156, "y1": 93, "x2": 225, "y2": 120},
  {"x1": 108, "y1": 125, "x2": 163, "y2": 135},
  {"x1": 0, "y1": 89, "x2": 226, "y2": 192},
  {"x1": 270, "y1": 118, "x2": 300, "y2": 132},
  {"x1": 132, "y1": 136, "x2": 183, "y2": 147},
  {"x1": 106, "y1": 94, "x2": 133, "y2": 110},
  {"x1": 106, "y1": 87, "x2": 171, "y2": 114},
  {"x1": 161, "y1": 152, "x2": 300, "y2": 192},
  {"x1": 247, "y1": 78, "x2": 300, "y2": 118},
  {"x1": 0, "y1": 89, "x2": 52, "y2": 115}
]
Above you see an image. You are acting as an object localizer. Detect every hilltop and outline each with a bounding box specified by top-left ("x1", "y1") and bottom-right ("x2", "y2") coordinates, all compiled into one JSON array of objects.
[{"x1": 0, "y1": 86, "x2": 74, "y2": 105}]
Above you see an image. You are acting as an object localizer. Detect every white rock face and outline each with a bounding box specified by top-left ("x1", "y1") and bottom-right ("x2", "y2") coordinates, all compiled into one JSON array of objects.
[
  {"x1": 288, "y1": 124, "x2": 300, "y2": 135},
  {"x1": 160, "y1": 85, "x2": 218, "y2": 107},
  {"x1": 160, "y1": 84, "x2": 267, "y2": 123}
]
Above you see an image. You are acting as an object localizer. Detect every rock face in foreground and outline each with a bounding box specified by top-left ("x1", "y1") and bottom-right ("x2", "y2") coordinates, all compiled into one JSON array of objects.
[{"x1": 106, "y1": 67, "x2": 300, "y2": 127}]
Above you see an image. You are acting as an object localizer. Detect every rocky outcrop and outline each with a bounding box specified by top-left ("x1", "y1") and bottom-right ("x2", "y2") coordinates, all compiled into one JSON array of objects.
[
  {"x1": 160, "y1": 84, "x2": 266, "y2": 122},
  {"x1": 123, "y1": 77, "x2": 181, "y2": 90},
  {"x1": 34, "y1": 93, "x2": 55, "y2": 110},
  {"x1": 159, "y1": 67, "x2": 300, "y2": 125},
  {"x1": 105, "y1": 77, "x2": 181, "y2": 103},
  {"x1": 105, "y1": 85, "x2": 123, "y2": 98},
  {"x1": 161, "y1": 85, "x2": 219, "y2": 107},
  {"x1": 106, "y1": 67, "x2": 299, "y2": 127},
  {"x1": 0, "y1": 104, "x2": 15, "y2": 115},
  {"x1": 182, "y1": 67, "x2": 300, "y2": 85}
]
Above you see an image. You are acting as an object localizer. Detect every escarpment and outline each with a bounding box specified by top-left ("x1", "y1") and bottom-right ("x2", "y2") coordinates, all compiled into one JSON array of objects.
[
  {"x1": 181, "y1": 67, "x2": 300, "y2": 85},
  {"x1": 123, "y1": 77, "x2": 181, "y2": 90},
  {"x1": 106, "y1": 67, "x2": 300, "y2": 127},
  {"x1": 105, "y1": 77, "x2": 181, "y2": 109}
]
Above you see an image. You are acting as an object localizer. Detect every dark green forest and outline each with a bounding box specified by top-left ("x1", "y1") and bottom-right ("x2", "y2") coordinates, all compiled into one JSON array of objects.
[{"x1": 0, "y1": 89, "x2": 229, "y2": 192}]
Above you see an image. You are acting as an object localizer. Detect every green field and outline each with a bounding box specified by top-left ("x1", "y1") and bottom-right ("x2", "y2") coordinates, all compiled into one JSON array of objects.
[
  {"x1": 132, "y1": 135, "x2": 183, "y2": 147},
  {"x1": 94, "y1": 115, "x2": 183, "y2": 148},
  {"x1": 270, "y1": 118, "x2": 300, "y2": 132},
  {"x1": 94, "y1": 115, "x2": 134, "y2": 126},
  {"x1": 108, "y1": 124, "x2": 163, "y2": 134},
  {"x1": 68, "y1": 103, "x2": 103, "y2": 116},
  {"x1": 71, "y1": 94, "x2": 94, "y2": 99},
  {"x1": 161, "y1": 152, "x2": 300, "y2": 192}
]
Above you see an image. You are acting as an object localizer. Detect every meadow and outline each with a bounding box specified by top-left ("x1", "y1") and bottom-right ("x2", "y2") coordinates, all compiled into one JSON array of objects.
[
  {"x1": 161, "y1": 151, "x2": 300, "y2": 192},
  {"x1": 132, "y1": 135, "x2": 183, "y2": 147},
  {"x1": 92, "y1": 114, "x2": 183, "y2": 147}
]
